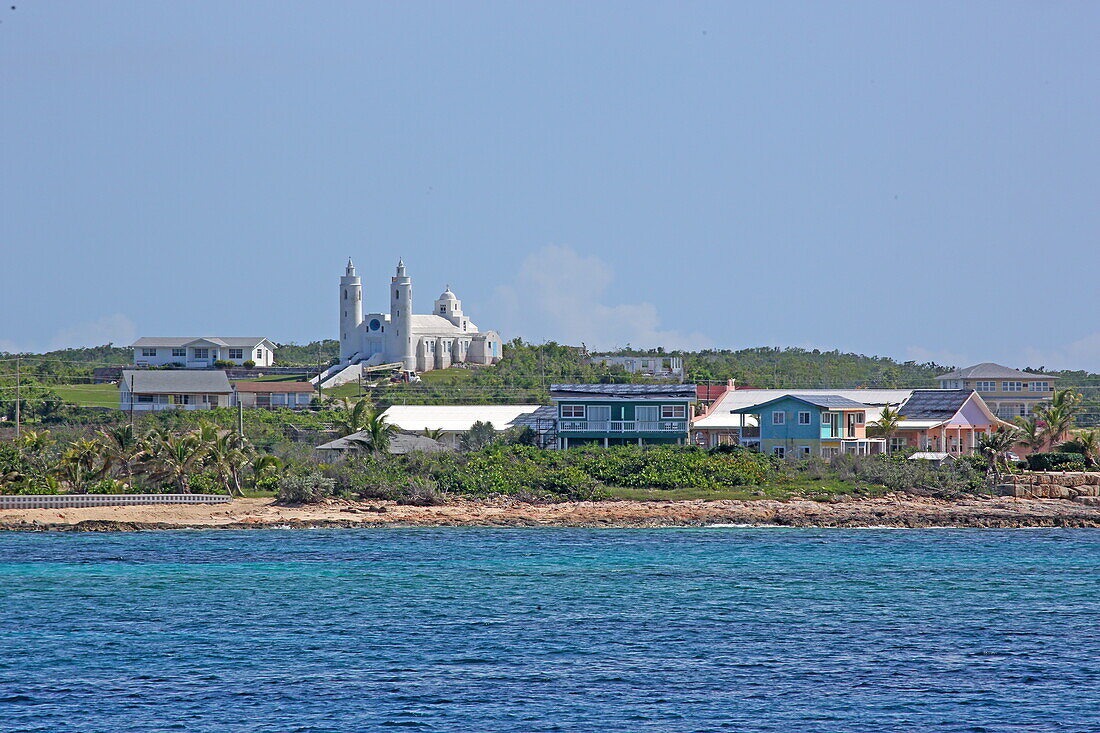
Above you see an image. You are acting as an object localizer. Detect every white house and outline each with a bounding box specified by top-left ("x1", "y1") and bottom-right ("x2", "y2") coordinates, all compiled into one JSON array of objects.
[
  {"x1": 131, "y1": 337, "x2": 276, "y2": 368},
  {"x1": 119, "y1": 370, "x2": 234, "y2": 411},
  {"x1": 378, "y1": 404, "x2": 544, "y2": 449},
  {"x1": 338, "y1": 259, "x2": 502, "y2": 373},
  {"x1": 590, "y1": 355, "x2": 684, "y2": 378}
]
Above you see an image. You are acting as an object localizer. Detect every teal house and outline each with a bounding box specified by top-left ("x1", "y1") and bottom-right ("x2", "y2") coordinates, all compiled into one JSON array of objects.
[
  {"x1": 731, "y1": 394, "x2": 884, "y2": 458},
  {"x1": 551, "y1": 383, "x2": 697, "y2": 448}
]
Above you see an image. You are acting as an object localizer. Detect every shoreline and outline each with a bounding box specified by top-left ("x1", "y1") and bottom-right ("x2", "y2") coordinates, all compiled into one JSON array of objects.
[{"x1": 3, "y1": 495, "x2": 1100, "y2": 531}]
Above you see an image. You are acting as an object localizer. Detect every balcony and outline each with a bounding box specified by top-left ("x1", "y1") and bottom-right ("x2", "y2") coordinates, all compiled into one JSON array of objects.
[{"x1": 558, "y1": 420, "x2": 688, "y2": 434}]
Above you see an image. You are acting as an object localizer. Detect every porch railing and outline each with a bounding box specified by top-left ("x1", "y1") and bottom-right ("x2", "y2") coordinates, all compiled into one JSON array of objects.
[{"x1": 558, "y1": 420, "x2": 688, "y2": 433}]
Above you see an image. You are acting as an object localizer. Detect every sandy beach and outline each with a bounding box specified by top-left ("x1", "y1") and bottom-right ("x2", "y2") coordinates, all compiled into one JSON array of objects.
[{"x1": 3, "y1": 495, "x2": 1100, "y2": 530}]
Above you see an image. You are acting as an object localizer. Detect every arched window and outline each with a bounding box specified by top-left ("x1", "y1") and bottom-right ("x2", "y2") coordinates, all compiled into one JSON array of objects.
[{"x1": 343, "y1": 290, "x2": 347, "y2": 300}]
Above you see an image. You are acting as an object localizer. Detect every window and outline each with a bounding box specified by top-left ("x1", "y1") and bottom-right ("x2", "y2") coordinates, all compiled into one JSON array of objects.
[
  {"x1": 1002, "y1": 381, "x2": 1023, "y2": 392},
  {"x1": 171, "y1": 348, "x2": 186, "y2": 358},
  {"x1": 853, "y1": 412, "x2": 865, "y2": 425},
  {"x1": 561, "y1": 405, "x2": 585, "y2": 419},
  {"x1": 799, "y1": 446, "x2": 811, "y2": 457},
  {"x1": 942, "y1": 380, "x2": 962, "y2": 389},
  {"x1": 141, "y1": 348, "x2": 157, "y2": 357},
  {"x1": 773, "y1": 447, "x2": 786, "y2": 459},
  {"x1": 1028, "y1": 381, "x2": 1050, "y2": 392},
  {"x1": 798, "y1": 411, "x2": 811, "y2": 425},
  {"x1": 255, "y1": 349, "x2": 263, "y2": 359},
  {"x1": 772, "y1": 411, "x2": 785, "y2": 425},
  {"x1": 889, "y1": 437, "x2": 907, "y2": 452},
  {"x1": 661, "y1": 405, "x2": 687, "y2": 419},
  {"x1": 228, "y1": 349, "x2": 243, "y2": 360},
  {"x1": 975, "y1": 381, "x2": 996, "y2": 392},
  {"x1": 137, "y1": 394, "x2": 153, "y2": 403},
  {"x1": 193, "y1": 348, "x2": 209, "y2": 359},
  {"x1": 440, "y1": 306, "x2": 446, "y2": 313},
  {"x1": 636, "y1": 405, "x2": 659, "y2": 423}
]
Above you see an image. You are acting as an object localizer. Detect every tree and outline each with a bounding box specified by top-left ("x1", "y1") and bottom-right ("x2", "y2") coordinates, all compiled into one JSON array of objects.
[
  {"x1": 867, "y1": 405, "x2": 903, "y2": 451},
  {"x1": 976, "y1": 429, "x2": 1019, "y2": 485},
  {"x1": 1057, "y1": 429, "x2": 1100, "y2": 468},
  {"x1": 1032, "y1": 388, "x2": 1083, "y2": 450},
  {"x1": 460, "y1": 421, "x2": 498, "y2": 452},
  {"x1": 145, "y1": 431, "x2": 209, "y2": 493},
  {"x1": 336, "y1": 399, "x2": 374, "y2": 437},
  {"x1": 1013, "y1": 417, "x2": 1047, "y2": 453},
  {"x1": 347, "y1": 410, "x2": 399, "y2": 454},
  {"x1": 421, "y1": 428, "x2": 446, "y2": 441},
  {"x1": 205, "y1": 430, "x2": 253, "y2": 496},
  {"x1": 98, "y1": 424, "x2": 146, "y2": 480}
]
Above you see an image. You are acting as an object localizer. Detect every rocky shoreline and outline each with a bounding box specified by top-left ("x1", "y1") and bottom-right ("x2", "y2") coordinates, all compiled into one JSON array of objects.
[{"x1": 3, "y1": 495, "x2": 1100, "y2": 531}]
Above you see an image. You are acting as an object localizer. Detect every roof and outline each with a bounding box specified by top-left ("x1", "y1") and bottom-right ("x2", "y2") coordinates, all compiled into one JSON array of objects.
[
  {"x1": 131, "y1": 336, "x2": 272, "y2": 349},
  {"x1": 550, "y1": 383, "x2": 697, "y2": 399},
  {"x1": 121, "y1": 370, "x2": 232, "y2": 394},
  {"x1": 730, "y1": 393, "x2": 872, "y2": 414},
  {"x1": 935, "y1": 363, "x2": 1057, "y2": 381},
  {"x1": 509, "y1": 405, "x2": 558, "y2": 429},
  {"x1": 408, "y1": 315, "x2": 466, "y2": 335},
  {"x1": 909, "y1": 452, "x2": 954, "y2": 461},
  {"x1": 693, "y1": 388, "x2": 912, "y2": 428},
  {"x1": 232, "y1": 380, "x2": 315, "y2": 393},
  {"x1": 895, "y1": 419, "x2": 944, "y2": 430},
  {"x1": 897, "y1": 389, "x2": 972, "y2": 420},
  {"x1": 316, "y1": 432, "x2": 452, "y2": 454},
  {"x1": 380, "y1": 405, "x2": 544, "y2": 433}
]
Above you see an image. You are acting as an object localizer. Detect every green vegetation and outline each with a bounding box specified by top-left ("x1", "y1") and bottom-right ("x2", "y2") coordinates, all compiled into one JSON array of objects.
[{"x1": 50, "y1": 383, "x2": 118, "y2": 408}]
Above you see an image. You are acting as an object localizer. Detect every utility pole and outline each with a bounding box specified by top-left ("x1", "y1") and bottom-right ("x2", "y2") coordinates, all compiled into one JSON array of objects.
[
  {"x1": 128, "y1": 374, "x2": 135, "y2": 430},
  {"x1": 315, "y1": 343, "x2": 323, "y2": 404},
  {"x1": 14, "y1": 355, "x2": 21, "y2": 441},
  {"x1": 238, "y1": 398, "x2": 244, "y2": 437}
]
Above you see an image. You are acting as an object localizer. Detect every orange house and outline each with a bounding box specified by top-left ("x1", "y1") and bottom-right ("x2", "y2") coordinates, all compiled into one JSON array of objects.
[{"x1": 892, "y1": 390, "x2": 1013, "y2": 455}]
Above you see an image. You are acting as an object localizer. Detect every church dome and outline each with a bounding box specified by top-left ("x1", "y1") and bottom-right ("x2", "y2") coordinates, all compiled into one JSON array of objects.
[{"x1": 437, "y1": 286, "x2": 458, "y2": 301}]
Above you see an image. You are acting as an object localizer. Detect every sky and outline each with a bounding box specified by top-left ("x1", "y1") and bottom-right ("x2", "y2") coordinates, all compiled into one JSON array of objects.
[{"x1": 1, "y1": 2, "x2": 1099, "y2": 370}]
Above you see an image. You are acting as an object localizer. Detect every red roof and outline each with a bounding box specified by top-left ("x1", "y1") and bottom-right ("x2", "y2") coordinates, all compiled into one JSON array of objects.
[{"x1": 233, "y1": 381, "x2": 315, "y2": 393}]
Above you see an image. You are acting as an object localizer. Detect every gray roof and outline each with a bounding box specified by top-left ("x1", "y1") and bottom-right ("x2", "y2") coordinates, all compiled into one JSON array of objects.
[
  {"x1": 316, "y1": 431, "x2": 452, "y2": 454},
  {"x1": 898, "y1": 389, "x2": 972, "y2": 420},
  {"x1": 550, "y1": 383, "x2": 697, "y2": 398},
  {"x1": 131, "y1": 337, "x2": 272, "y2": 348},
  {"x1": 935, "y1": 362, "x2": 1057, "y2": 381},
  {"x1": 732, "y1": 393, "x2": 871, "y2": 414},
  {"x1": 509, "y1": 405, "x2": 558, "y2": 429},
  {"x1": 121, "y1": 370, "x2": 232, "y2": 394},
  {"x1": 786, "y1": 394, "x2": 872, "y2": 409}
]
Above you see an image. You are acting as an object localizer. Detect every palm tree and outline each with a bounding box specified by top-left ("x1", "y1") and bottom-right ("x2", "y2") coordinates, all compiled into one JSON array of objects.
[
  {"x1": 1033, "y1": 388, "x2": 1083, "y2": 450},
  {"x1": 867, "y1": 405, "x2": 903, "y2": 452},
  {"x1": 205, "y1": 430, "x2": 253, "y2": 496},
  {"x1": 976, "y1": 428, "x2": 1019, "y2": 484},
  {"x1": 1057, "y1": 429, "x2": 1100, "y2": 468},
  {"x1": 146, "y1": 432, "x2": 209, "y2": 493},
  {"x1": 98, "y1": 424, "x2": 146, "y2": 480},
  {"x1": 336, "y1": 399, "x2": 374, "y2": 437},
  {"x1": 347, "y1": 411, "x2": 399, "y2": 454},
  {"x1": 1013, "y1": 417, "x2": 1047, "y2": 454},
  {"x1": 421, "y1": 427, "x2": 446, "y2": 441}
]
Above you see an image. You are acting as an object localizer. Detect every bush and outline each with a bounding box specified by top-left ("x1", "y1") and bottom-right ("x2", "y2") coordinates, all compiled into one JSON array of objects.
[
  {"x1": 243, "y1": 360, "x2": 256, "y2": 369},
  {"x1": 277, "y1": 473, "x2": 336, "y2": 503},
  {"x1": 1026, "y1": 452, "x2": 1089, "y2": 472},
  {"x1": 213, "y1": 360, "x2": 234, "y2": 369}
]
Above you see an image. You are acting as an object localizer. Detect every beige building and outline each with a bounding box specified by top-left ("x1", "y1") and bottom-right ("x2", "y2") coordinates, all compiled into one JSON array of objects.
[{"x1": 935, "y1": 363, "x2": 1057, "y2": 420}]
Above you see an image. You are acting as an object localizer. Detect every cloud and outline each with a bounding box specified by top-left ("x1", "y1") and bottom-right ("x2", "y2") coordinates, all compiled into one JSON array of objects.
[
  {"x1": 1021, "y1": 334, "x2": 1100, "y2": 372},
  {"x1": 493, "y1": 245, "x2": 712, "y2": 351},
  {"x1": 0, "y1": 313, "x2": 137, "y2": 354}
]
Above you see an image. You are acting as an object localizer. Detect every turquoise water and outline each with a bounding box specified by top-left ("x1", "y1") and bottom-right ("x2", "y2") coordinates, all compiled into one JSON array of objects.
[{"x1": 1, "y1": 529, "x2": 1098, "y2": 732}]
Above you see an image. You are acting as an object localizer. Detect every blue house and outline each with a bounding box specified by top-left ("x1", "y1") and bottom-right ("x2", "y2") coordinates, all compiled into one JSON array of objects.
[
  {"x1": 551, "y1": 383, "x2": 697, "y2": 448},
  {"x1": 731, "y1": 394, "x2": 885, "y2": 458}
]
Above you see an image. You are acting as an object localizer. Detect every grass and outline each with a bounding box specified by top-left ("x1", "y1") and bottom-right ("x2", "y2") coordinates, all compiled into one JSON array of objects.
[{"x1": 52, "y1": 383, "x2": 119, "y2": 408}]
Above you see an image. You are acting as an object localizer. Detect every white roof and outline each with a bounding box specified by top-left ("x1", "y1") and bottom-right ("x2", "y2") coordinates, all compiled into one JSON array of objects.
[
  {"x1": 131, "y1": 336, "x2": 272, "y2": 348},
  {"x1": 380, "y1": 405, "x2": 543, "y2": 433},
  {"x1": 909, "y1": 452, "x2": 953, "y2": 461},
  {"x1": 693, "y1": 389, "x2": 913, "y2": 429},
  {"x1": 896, "y1": 419, "x2": 944, "y2": 430},
  {"x1": 409, "y1": 315, "x2": 469, "y2": 335}
]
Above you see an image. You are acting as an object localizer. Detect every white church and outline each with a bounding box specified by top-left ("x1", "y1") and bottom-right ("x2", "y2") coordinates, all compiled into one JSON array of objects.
[{"x1": 339, "y1": 259, "x2": 502, "y2": 373}]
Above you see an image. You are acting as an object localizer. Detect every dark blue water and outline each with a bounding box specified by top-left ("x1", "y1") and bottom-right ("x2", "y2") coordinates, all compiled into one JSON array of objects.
[{"x1": 1, "y1": 529, "x2": 1098, "y2": 732}]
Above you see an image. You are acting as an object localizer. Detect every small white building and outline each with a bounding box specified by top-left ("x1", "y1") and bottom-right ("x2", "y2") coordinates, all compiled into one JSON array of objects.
[
  {"x1": 590, "y1": 355, "x2": 684, "y2": 378},
  {"x1": 119, "y1": 370, "x2": 234, "y2": 411},
  {"x1": 131, "y1": 337, "x2": 276, "y2": 368},
  {"x1": 378, "y1": 404, "x2": 544, "y2": 449}
]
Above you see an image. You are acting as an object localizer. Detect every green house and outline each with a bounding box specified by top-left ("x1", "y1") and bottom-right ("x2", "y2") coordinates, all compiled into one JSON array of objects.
[{"x1": 550, "y1": 383, "x2": 697, "y2": 448}]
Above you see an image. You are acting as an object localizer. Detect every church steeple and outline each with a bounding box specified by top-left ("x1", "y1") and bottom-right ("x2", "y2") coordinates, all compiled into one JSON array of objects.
[{"x1": 346, "y1": 258, "x2": 356, "y2": 276}]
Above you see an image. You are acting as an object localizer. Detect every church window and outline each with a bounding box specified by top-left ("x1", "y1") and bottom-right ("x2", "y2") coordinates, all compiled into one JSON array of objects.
[
  {"x1": 395, "y1": 290, "x2": 399, "y2": 299},
  {"x1": 343, "y1": 291, "x2": 347, "y2": 300}
]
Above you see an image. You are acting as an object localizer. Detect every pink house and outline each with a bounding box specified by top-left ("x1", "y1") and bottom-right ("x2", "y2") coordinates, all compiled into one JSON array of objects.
[{"x1": 893, "y1": 390, "x2": 1013, "y2": 455}]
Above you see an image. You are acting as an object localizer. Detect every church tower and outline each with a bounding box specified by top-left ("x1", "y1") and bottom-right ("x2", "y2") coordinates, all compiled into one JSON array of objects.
[
  {"x1": 435, "y1": 286, "x2": 468, "y2": 330},
  {"x1": 388, "y1": 259, "x2": 416, "y2": 371},
  {"x1": 339, "y1": 258, "x2": 362, "y2": 363}
]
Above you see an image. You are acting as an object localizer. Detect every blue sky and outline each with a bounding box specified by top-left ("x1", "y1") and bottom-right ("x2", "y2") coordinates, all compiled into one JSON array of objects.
[{"x1": 2, "y1": 2, "x2": 1099, "y2": 369}]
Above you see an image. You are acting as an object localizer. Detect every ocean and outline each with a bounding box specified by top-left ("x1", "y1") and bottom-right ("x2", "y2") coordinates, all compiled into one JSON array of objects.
[{"x1": 1, "y1": 528, "x2": 1098, "y2": 732}]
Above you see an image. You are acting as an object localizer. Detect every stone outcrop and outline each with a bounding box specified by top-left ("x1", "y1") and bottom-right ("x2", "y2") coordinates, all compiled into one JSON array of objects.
[{"x1": 997, "y1": 471, "x2": 1100, "y2": 504}]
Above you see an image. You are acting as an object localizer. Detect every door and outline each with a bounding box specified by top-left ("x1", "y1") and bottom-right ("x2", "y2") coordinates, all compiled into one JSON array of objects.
[{"x1": 587, "y1": 406, "x2": 610, "y2": 432}]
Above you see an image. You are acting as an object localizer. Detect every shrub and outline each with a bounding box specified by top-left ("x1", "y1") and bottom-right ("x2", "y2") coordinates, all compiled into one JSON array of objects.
[
  {"x1": 86, "y1": 478, "x2": 133, "y2": 494},
  {"x1": 277, "y1": 473, "x2": 336, "y2": 503},
  {"x1": 395, "y1": 477, "x2": 446, "y2": 506},
  {"x1": 243, "y1": 360, "x2": 256, "y2": 369},
  {"x1": 1026, "y1": 452, "x2": 1089, "y2": 472}
]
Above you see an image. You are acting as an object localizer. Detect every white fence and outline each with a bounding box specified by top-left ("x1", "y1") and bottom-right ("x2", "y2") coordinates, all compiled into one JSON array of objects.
[{"x1": 0, "y1": 494, "x2": 233, "y2": 510}]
